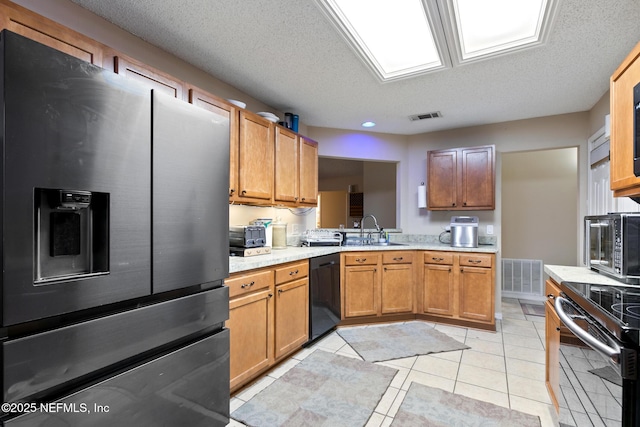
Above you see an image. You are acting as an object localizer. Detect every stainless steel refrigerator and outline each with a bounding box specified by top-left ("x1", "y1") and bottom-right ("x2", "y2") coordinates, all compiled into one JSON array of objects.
[{"x1": 0, "y1": 30, "x2": 230, "y2": 426}]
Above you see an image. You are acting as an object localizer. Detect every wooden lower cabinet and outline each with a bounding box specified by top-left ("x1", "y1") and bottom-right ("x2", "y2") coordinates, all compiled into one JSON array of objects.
[
  {"x1": 274, "y1": 275, "x2": 309, "y2": 359},
  {"x1": 423, "y1": 264, "x2": 455, "y2": 316},
  {"x1": 343, "y1": 253, "x2": 380, "y2": 318},
  {"x1": 228, "y1": 288, "x2": 274, "y2": 391},
  {"x1": 381, "y1": 252, "x2": 414, "y2": 314},
  {"x1": 421, "y1": 251, "x2": 495, "y2": 328},
  {"x1": 459, "y1": 265, "x2": 493, "y2": 322},
  {"x1": 227, "y1": 261, "x2": 308, "y2": 392},
  {"x1": 342, "y1": 252, "x2": 416, "y2": 318},
  {"x1": 545, "y1": 297, "x2": 561, "y2": 412}
]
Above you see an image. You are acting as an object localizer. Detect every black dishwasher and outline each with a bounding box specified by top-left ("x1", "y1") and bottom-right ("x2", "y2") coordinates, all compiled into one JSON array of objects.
[{"x1": 307, "y1": 253, "x2": 341, "y2": 344}]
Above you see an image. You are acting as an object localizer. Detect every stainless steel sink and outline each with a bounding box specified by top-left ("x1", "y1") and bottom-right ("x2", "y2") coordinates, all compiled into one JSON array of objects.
[{"x1": 343, "y1": 240, "x2": 406, "y2": 247}]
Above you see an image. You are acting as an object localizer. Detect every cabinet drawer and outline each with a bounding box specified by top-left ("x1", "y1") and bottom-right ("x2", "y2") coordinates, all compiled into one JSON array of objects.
[
  {"x1": 227, "y1": 270, "x2": 273, "y2": 298},
  {"x1": 459, "y1": 253, "x2": 492, "y2": 267},
  {"x1": 546, "y1": 278, "x2": 561, "y2": 298},
  {"x1": 423, "y1": 251, "x2": 454, "y2": 265},
  {"x1": 382, "y1": 251, "x2": 414, "y2": 264},
  {"x1": 275, "y1": 261, "x2": 309, "y2": 285},
  {"x1": 344, "y1": 253, "x2": 379, "y2": 266}
]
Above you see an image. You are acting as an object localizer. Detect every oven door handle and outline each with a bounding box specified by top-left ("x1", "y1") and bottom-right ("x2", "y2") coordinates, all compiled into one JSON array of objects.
[{"x1": 554, "y1": 296, "x2": 621, "y2": 358}]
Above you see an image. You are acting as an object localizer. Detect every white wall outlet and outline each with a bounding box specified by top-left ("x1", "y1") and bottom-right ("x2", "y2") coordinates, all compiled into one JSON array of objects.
[
  {"x1": 486, "y1": 225, "x2": 494, "y2": 235},
  {"x1": 292, "y1": 224, "x2": 300, "y2": 235}
]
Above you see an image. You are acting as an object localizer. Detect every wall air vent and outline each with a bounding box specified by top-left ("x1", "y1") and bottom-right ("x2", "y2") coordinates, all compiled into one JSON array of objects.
[{"x1": 409, "y1": 111, "x2": 442, "y2": 121}]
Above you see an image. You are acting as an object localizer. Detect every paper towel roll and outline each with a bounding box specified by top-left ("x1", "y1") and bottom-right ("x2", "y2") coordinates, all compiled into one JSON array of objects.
[{"x1": 418, "y1": 184, "x2": 427, "y2": 208}]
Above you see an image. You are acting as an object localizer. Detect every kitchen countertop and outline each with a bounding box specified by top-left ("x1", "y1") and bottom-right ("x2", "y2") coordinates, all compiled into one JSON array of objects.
[
  {"x1": 544, "y1": 264, "x2": 628, "y2": 286},
  {"x1": 229, "y1": 242, "x2": 498, "y2": 274}
]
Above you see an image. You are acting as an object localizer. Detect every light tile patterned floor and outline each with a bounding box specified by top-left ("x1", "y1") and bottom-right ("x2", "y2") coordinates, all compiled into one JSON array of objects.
[{"x1": 228, "y1": 298, "x2": 616, "y2": 427}]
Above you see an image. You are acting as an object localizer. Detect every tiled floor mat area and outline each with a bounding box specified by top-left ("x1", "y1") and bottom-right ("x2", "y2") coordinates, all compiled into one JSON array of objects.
[{"x1": 229, "y1": 298, "x2": 617, "y2": 427}]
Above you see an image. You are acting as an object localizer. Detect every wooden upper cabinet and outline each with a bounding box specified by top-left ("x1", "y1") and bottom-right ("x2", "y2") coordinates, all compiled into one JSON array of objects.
[
  {"x1": 274, "y1": 127, "x2": 299, "y2": 204},
  {"x1": 428, "y1": 145, "x2": 495, "y2": 210},
  {"x1": 114, "y1": 55, "x2": 185, "y2": 99},
  {"x1": 299, "y1": 136, "x2": 319, "y2": 206},
  {"x1": 428, "y1": 149, "x2": 457, "y2": 209},
  {"x1": 188, "y1": 88, "x2": 238, "y2": 199},
  {"x1": 610, "y1": 41, "x2": 640, "y2": 197},
  {"x1": 238, "y1": 111, "x2": 274, "y2": 203},
  {"x1": 0, "y1": 1, "x2": 103, "y2": 65}
]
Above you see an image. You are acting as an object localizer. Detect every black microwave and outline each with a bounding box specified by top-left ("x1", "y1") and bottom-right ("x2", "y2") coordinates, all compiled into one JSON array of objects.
[{"x1": 585, "y1": 213, "x2": 640, "y2": 283}]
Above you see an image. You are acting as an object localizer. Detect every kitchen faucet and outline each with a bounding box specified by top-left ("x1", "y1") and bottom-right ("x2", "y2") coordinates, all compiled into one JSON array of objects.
[{"x1": 360, "y1": 214, "x2": 380, "y2": 244}]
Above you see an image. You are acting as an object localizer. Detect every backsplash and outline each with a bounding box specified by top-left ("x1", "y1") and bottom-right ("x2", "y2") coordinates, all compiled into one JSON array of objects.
[{"x1": 229, "y1": 204, "x2": 316, "y2": 246}]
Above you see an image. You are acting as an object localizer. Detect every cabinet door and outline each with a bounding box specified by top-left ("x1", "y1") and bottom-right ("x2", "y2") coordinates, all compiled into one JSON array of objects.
[
  {"x1": 0, "y1": 2, "x2": 103, "y2": 65},
  {"x1": 461, "y1": 146, "x2": 495, "y2": 209},
  {"x1": 299, "y1": 137, "x2": 319, "y2": 206},
  {"x1": 610, "y1": 42, "x2": 640, "y2": 196},
  {"x1": 422, "y1": 264, "x2": 454, "y2": 316},
  {"x1": 545, "y1": 299, "x2": 561, "y2": 412},
  {"x1": 458, "y1": 266, "x2": 493, "y2": 322},
  {"x1": 114, "y1": 55, "x2": 184, "y2": 99},
  {"x1": 189, "y1": 88, "x2": 238, "y2": 199},
  {"x1": 428, "y1": 149, "x2": 457, "y2": 209},
  {"x1": 381, "y1": 264, "x2": 414, "y2": 314},
  {"x1": 238, "y1": 111, "x2": 274, "y2": 202},
  {"x1": 274, "y1": 278, "x2": 309, "y2": 359},
  {"x1": 344, "y1": 265, "x2": 378, "y2": 318},
  {"x1": 228, "y1": 289, "x2": 274, "y2": 391},
  {"x1": 274, "y1": 127, "x2": 299, "y2": 204}
]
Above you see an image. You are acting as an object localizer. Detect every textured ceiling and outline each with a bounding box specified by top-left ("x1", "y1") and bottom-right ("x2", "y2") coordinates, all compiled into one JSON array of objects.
[{"x1": 69, "y1": 0, "x2": 640, "y2": 135}]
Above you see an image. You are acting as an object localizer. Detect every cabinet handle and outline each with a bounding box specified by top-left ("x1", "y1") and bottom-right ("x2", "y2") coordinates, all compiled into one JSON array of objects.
[
  {"x1": 463, "y1": 202, "x2": 467, "y2": 206},
  {"x1": 448, "y1": 268, "x2": 452, "y2": 272},
  {"x1": 356, "y1": 258, "x2": 367, "y2": 263},
  {"x1": 241, "y1": 281, "x2": 255, "y2": 289},
  {"x1": 278, "y1": 289, "x2": 283, "y2": 295},
  {"x1": 432, "y1": 257, "x2": 444, "y2": 261},
  {"x1": 241, "y1": 190, "x2": 247, "y2": 195},
  {"x1": 294, "y1": 197, "x2": 298, "y2": 201},
  {"x1": 393, "y1": 257, "x2": 403, "y2": 261},
  {"x1": 468, "y1": 259, "x2": 482, "y2": 264},
  {"x1": 460, "y1": 269, "x2": 464, "y2": 273},
  {"x1": 268, "y1": 293, "x2": 273, "y2": 298},
  {"x1": 452, "y1": 203, "x2": 456, "y2": 207},
  {"x1": 301, "y1": 198, "x2": 306, "y2": 201},
  {"x1": 384, "y1": 267, "x2": 387, "y2": 271},
  {"x1": 556, "y1": 327, "x2": 561, "y2": 332},
  {"x1": 289, "y1": 269, "x2": 299, "y2": 275},
  {"x1": 547, "y1": 294, "x2": 555, "y2": 299},
  {"x1": 374, "y1": 268, "x2": 377, "y2": 272},
  {"x1": 229, "y1": 188, "x2": 235, "y2": 195}
]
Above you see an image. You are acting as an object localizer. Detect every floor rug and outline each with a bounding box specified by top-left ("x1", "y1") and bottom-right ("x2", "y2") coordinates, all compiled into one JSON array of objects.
[
  {"x1": 231, "y1": 350, "x2": 397, "y2": 427},
  {"x1": 520, "y1": 301, "x2": 546, "y2": 317},
  {"x1": 391, "y1": 382, "x2": 541, "y2": 427},
  {"x1": 337, "y1": 321, "x2": 469, "y2": 362},
  {"x1": 589, "y1": 365, "x2": 623, "y2": 387}
]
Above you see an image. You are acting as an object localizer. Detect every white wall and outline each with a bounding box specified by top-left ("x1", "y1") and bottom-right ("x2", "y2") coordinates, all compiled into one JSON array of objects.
[{"x1": 502, "y1": 148, "x2": 578, "y2": 265}]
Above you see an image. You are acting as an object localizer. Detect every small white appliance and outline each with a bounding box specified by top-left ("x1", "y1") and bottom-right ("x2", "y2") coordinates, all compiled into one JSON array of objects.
[{"x1": 450, "y1": 216, "x2": 479, "y2": 248}]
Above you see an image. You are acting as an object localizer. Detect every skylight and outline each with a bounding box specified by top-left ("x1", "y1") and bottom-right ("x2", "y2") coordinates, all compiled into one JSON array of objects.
[
  {"x1": 449, "y1": 0, "x2": 551, "y2": 62},
  {"x1": 316, "y1": 0, "x2": 446, "y2": 81},
  {"x1": 315, "y1": 0, "x2": 556, "y2": 82}
]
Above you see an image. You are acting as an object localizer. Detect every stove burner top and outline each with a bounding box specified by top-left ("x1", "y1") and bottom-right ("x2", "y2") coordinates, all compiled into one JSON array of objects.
[{"x1": 564, "y1": 281, "x2": 640, "y2": 333}]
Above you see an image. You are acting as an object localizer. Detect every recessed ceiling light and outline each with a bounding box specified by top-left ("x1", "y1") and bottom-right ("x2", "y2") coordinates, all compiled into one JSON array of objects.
[{"x1": 361, "y1": 121, "x2": 376, "y2": 128}]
